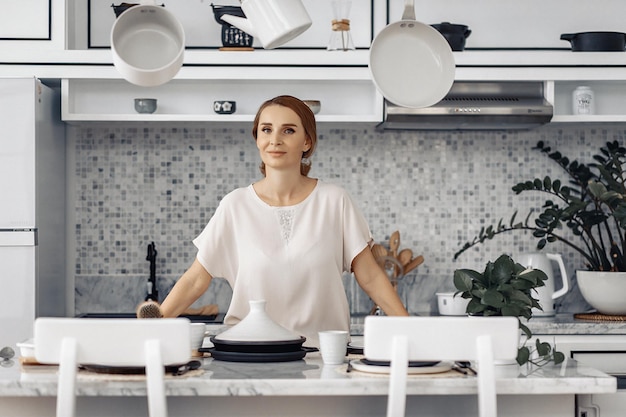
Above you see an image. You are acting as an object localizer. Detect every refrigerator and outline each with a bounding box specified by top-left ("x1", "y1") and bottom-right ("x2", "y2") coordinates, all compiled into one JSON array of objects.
[{"x1": 0, "y1": 77, "x2": 66, "y2": 352}]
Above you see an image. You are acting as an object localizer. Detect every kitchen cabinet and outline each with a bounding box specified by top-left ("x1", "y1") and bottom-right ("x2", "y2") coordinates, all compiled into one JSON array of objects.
[
  {"x1": 1, "y1": 1, "x2": 626, "y2": 124},
  {"x1": 0, "y1": 0, "x2": 65, "y2": 51},
  {"x1": 530, "y1": 333, "x2": 626, "y2": 417},
  {"x1": 86, "y1": 0, "x2": 373, "y2": 49}
]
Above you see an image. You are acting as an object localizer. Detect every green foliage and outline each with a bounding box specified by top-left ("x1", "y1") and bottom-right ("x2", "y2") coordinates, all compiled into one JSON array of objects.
[
  {"x1": 454, "y1": 254, "x2": 564, "y2": 366},
  {"x1": 454, "y1": 141, "x2": 626, "y2": 272}
]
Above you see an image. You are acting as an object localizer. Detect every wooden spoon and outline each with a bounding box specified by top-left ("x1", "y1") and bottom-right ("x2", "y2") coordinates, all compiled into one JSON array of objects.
[
  {"x1": 389, "y1": 230, "x2": 400, "y2": 257},
  {"x1": 403, "y1": 255, "x2": 425, "y2": 275},
  {"x1": 398, "y1": 248, "x2": 413, "y2": 268},
  {"x1": 371, "y1": 243, "x2": 388, "y2": 261}
]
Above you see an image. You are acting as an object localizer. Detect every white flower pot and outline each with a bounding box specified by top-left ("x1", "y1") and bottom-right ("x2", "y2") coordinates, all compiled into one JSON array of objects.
[{"x1": 576, "y1": 270, "x2": 626, "y2": 315}]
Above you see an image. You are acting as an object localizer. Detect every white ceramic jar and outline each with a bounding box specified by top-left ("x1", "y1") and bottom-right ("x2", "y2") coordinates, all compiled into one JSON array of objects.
[{"x1": 572, "y1": 86, "x2": 595, "y2": 115}]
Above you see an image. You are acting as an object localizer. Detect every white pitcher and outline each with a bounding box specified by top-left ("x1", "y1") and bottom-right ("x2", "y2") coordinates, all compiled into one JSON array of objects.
[
  {"x1": 517, "y1": 252, "x2": 569, "y2": 316},
  {"x1": 219, "y1": 0, "x2": 312, "y2": 49}
]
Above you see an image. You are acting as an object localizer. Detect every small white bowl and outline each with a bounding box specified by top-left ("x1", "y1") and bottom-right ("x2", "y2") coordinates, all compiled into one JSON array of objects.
[
  {"x1": 436, "y1": 292, "x2": 470, "y2": 316},
  {"x1": 303, "y1": 100, "x2": 321, "y2": 114}
]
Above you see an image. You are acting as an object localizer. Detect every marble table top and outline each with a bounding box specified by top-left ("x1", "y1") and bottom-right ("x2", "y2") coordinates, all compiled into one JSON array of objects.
[{"x1": 0, "y1": 351, "x2": 616, "y2": 397}]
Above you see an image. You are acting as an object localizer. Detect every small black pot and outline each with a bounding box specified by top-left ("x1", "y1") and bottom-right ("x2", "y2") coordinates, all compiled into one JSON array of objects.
[
  {"x1": 111, "y1": 3, "x2": 164, "y2": 18},
  {"x1": 560, "y1": 32, "x2": 626, "y2": 52},
  {"x1": 431, "y1": 22, "x2": 471, "y2": 51}
]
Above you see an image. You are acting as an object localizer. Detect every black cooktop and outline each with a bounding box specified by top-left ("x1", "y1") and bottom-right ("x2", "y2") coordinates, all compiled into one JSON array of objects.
[{"x1": 77, "y1": 312, "x2": 225, "y2": 324}]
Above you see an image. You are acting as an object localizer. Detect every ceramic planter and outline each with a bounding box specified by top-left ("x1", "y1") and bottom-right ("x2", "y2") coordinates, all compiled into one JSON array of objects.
[{"x1": 576, "y1": 271, "x2": 626, "y2": 315}]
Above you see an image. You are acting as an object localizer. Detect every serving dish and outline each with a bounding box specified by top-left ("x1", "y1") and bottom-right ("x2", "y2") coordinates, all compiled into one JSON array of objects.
[{"x1": 349, "y1": 359, "x2": 452, "y2": 375}]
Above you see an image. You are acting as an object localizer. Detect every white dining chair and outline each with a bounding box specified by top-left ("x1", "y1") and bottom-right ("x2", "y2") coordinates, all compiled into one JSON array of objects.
[
  {"x1": 363, "y1": 316, "x2": 519, "y2": 417},
  {"x1": 34, "y1": 317, "x2": 191, "y2": 417}
]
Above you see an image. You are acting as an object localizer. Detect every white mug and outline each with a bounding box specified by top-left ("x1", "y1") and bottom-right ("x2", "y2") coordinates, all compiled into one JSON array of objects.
[{"x1": 219, "y1": 0, "x2": 312, "y2": 49}]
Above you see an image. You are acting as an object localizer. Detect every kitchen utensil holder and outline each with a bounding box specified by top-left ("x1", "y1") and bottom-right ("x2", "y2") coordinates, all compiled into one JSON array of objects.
[{"x1": 211, "y1": 4, "x2": 254, "y2": 48}]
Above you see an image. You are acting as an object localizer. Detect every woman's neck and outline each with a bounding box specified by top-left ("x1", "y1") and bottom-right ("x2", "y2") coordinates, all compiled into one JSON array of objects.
[{"x1": 254, "y1": 172, "x2": 317, "y2": 207}]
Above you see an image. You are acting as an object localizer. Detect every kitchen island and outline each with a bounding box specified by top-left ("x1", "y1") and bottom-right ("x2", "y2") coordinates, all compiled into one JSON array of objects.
[{"x1": 0, "y1": 349, "x2": 616, "y2": 417}]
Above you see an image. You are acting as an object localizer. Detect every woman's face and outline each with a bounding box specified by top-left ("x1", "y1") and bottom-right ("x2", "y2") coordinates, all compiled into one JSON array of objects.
[{"x1": 256, "y1": 104, "x2": 311, "y2": 174}]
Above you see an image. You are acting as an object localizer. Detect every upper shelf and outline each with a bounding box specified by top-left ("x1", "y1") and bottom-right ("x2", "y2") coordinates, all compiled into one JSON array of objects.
[{"x1": 1, "y1": 49, "x2": 625, "y2": 80}]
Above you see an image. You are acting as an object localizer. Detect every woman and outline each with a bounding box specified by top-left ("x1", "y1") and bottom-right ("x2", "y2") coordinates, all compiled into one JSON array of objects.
[{"x1": 155, "y1": 95, "x2": 408, "y2": 347}]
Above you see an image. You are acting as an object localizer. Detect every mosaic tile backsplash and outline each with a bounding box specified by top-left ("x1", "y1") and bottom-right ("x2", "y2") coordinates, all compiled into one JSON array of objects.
[{"x1": 71, "y1": 123, "x2": 626, "y2": 316}]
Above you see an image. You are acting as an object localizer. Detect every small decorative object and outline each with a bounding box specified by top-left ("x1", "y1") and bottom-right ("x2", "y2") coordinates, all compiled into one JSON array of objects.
[
  {"x1": 213, "y1": 100, "x2": 236, "y2": 114},
  {"x1": 327, "y1": 0, "x2": 355, "y2": 51},
  {"x1": 211, "y1": 4, "x2": 254, "y2": 50},
  {"x1": 454, "y1": 254, "x2": 565, "y2": 366},
  {"x1": 134, "y1": 98, "x2": 157, "y2": 114},
  {"x1": 454, "y1": 141, "x2": 626, "y2": 314},
  {"x1": 303, "y1": 100, "x2": 321, "y2": 114},
  {"x1": 572, "y1": 86, "x2": 595, "y2": 115}
]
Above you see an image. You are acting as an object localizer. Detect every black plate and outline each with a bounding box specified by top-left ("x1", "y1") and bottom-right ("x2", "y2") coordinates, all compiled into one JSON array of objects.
[
  {"x1": 360, "y1": 358, "x2": 440, "y2": 367},
  {"x1": 209, "y1": 336, "x2": 306, "y2": 353},
  {"x1": 208, "y1": 348, "x2": 308, "y2": 363},
  {"x1": 80, "y1": 360, "x2": 202, "y2": 375}
]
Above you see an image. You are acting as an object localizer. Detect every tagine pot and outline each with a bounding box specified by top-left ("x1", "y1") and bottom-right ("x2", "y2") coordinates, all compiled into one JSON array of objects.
[{"x1": 577, "y1": 271, "x2": 626, "y2": 315}]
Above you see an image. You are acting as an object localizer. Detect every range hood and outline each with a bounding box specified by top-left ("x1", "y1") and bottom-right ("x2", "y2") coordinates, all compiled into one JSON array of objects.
[{"x1": 377, "y1": 81, "x2": 553, "y2": 131}]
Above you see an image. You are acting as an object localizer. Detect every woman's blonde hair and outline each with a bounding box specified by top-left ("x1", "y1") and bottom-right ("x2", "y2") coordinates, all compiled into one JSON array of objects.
[{"x1": 252, "y1": 95, "x2": 317, "y2": 176}]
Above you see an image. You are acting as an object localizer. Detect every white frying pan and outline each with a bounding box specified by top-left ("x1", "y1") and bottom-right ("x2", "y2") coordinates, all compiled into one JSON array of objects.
[{"x1": 369, "y1": 0, "x2": 455, "y2": 108}]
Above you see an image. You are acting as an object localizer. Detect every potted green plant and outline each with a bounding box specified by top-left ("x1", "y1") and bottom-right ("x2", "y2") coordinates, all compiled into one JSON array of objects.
[
  {"x1": 454, "y1": 140, "x2": 626, "y2": 315},
  {"x1": 454, "y1": 254, "x2": 564, "y2": 366}
]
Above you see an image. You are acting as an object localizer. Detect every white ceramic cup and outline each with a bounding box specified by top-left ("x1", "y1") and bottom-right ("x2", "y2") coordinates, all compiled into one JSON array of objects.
[
  {"x1": 219, "y1": 0, "x2": 312, "y2": 49},
  {"x1": 318, "y1": 330, "x2": 348, "y2": 365},
  {"x1": 190, "y1": 323, "x2": 206, "y2": 357}
]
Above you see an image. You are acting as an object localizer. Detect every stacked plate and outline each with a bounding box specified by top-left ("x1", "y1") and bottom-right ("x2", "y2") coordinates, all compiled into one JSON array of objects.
[{"x1": 207, "y1": 300, "x2": 313, "y2": 363}]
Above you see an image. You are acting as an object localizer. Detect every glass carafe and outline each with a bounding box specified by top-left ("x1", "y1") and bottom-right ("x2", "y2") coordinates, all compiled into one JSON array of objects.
[{"x1": 327, "y1": 0, "x2": 355, "y2": 51}]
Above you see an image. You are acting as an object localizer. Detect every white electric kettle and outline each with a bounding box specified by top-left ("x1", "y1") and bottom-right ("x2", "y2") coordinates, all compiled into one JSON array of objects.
[
  {"x1": 219, "y1": 0, "x2": 312, "y2": 49},
  {"x1": 517, "y1": 252, "x2": 569, "y2": 316}
]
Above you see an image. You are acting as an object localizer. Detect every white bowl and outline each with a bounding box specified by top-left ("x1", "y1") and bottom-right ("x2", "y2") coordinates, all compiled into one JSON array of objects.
[
  {"x1": 436, "y1": 292, "x2": 469, "y2": 316},
  {"x1": 303, "y1": 100, "x2": 321, "y2": 114},
  {"x1": 577, "y1": 270, "x2": 626, "y2": 315},
  {"x1": 134, "y1": 98, "x2": 157, "y2": 114}
]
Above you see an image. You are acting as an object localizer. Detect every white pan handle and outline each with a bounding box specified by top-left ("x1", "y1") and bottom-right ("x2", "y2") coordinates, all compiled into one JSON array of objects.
[{"x1": 402, "y1": 0, "x2": 415, "y2": 21}]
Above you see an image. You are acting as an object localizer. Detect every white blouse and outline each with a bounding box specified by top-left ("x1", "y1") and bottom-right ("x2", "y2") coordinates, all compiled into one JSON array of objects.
[{"x1": 193, "y1": 180, "x2": 372, "y2": 347}]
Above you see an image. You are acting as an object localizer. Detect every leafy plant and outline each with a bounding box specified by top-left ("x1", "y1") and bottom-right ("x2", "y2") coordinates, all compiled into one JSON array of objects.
[
  {"x1": 454, "y1": 254, "x2": 565, "y2": 366},
  {"x1": 454, "y1": 140, "x2": 626, "y2": 272}
]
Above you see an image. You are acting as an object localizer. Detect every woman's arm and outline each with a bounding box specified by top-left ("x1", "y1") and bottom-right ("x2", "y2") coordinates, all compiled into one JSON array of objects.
[
  {"x1": 352, "y1": 246, "x2": 409, "y2": 316},
  {"x1": 159, "y1": 258, "x2": 213, "y2": 318}
]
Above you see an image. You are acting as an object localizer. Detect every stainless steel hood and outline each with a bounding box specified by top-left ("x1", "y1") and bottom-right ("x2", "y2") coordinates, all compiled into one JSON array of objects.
[{"x1": 377, "y1": 81, "x2": 553, "y2": 131}]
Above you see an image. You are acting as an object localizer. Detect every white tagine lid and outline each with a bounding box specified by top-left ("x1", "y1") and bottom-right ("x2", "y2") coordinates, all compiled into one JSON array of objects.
[{"x1": 214, "y1": 300, "x2": 302, "y2": 342}]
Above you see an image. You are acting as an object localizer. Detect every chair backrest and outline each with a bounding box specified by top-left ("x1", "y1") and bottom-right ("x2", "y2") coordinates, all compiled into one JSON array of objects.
[
  {"x1": 364, "y1": 316, "x2": 519, "y2": 362},
  {"x1": 364, "y1": 316, "x2": 519, "y2": 417},
  {"x1": 34, "y1": 318, "x2": 192, "y2": 417}
]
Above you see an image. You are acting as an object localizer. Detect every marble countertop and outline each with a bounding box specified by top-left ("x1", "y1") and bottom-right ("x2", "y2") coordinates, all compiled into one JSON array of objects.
[
  {"x1": 0, "y1": 351, "x2": 616, "y2": 397},
  {"x1": 350, "y1": 313, "x2": 626, "y2": 336}
]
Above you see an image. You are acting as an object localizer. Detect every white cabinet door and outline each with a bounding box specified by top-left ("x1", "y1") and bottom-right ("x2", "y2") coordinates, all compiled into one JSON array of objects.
[
  {"x1": 0, "y1": 78, "x2": 36, "y2": 228},
  {"x1": 0, "y1": 0, "x2": 50, "y2": 39}
]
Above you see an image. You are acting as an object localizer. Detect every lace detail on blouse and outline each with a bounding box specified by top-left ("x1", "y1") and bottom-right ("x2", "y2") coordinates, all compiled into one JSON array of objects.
[{"x1": 275, "y1": 208, "x2": 295, "y2": 244}]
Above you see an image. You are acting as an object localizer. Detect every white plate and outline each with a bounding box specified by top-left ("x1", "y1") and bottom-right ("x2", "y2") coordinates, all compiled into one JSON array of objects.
[
  {"x1": 349, "y1": 359, "x2": 453, "y2": 375},
  {"x1": 348, "y1": 336, "x2": 364, "y2": 349}
]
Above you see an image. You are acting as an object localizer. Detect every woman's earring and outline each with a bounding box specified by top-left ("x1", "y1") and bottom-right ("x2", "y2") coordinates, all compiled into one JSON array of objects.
[{"x1": 301, "y1": 157, "x2": 311, "y2": 166}]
